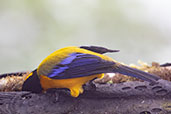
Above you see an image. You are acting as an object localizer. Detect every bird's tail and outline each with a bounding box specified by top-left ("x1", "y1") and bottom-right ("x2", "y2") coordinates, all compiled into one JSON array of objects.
[{"x1": 113, "y1": 64, "x2": 160, "y2": 84}]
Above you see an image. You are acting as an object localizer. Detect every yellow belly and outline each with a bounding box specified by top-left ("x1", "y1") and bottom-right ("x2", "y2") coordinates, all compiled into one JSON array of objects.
[{"x1": 40, "y1": 74, "x2": 103, "y2": 97}]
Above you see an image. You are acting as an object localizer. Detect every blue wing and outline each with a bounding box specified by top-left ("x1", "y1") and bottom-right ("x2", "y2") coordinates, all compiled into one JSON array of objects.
[{"x1": 47, "y1": 53, "x2": 115, "y2": 79}]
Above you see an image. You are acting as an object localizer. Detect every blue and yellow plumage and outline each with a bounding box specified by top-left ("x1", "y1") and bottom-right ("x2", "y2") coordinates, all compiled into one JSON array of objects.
[{"x1": 22, "y1": 46, "x2": 160, "y2": 97}]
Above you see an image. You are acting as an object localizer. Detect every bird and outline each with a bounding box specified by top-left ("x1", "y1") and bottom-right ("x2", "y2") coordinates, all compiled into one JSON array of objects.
[{"x1": 22, "y1": 46, "x2": 160, "y2": 97}]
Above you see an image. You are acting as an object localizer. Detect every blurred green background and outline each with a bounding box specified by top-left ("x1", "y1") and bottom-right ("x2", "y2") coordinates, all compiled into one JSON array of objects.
[{"x1": 0, "y1": 0, "x2": 171, "y2": 73}]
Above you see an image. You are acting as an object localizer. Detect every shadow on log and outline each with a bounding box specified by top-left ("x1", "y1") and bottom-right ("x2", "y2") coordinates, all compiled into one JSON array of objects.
[{"x1": 0, "y1": 79, "x2": 171, "y2": 114}]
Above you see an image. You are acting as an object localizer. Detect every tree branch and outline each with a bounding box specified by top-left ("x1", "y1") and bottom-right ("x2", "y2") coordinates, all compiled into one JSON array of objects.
[{"x1": 0, "y1": 80, "x2": 171, "y2": 114}]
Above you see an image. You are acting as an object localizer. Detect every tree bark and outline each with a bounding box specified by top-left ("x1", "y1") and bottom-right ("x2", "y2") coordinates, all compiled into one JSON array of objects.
[{"x1": 0, "y1": 79, "x2": 171, "y2": 114}]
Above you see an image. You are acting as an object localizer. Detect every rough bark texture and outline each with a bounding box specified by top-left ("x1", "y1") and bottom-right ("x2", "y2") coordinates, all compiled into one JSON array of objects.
[{"x1": 0, "y1": 79, "x2": 171, "y2": 114}]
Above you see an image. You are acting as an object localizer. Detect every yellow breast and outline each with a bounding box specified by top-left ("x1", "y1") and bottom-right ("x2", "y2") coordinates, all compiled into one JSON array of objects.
[{"x1": 40, "y1": 74, "x2": 103, "y2": 97}]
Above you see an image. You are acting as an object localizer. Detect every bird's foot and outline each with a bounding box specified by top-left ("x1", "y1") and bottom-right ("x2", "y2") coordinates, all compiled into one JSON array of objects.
[
  {"x1": 46, "y1": 88, "x2": 70, "y2": 103},
  {"x1": 83, "y1": 80, "x2": 97, "y2": 91}
]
